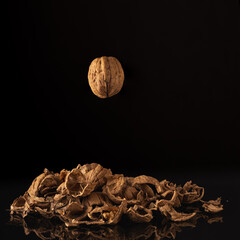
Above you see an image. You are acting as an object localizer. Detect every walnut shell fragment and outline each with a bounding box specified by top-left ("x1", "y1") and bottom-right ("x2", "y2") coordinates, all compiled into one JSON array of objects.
[
  {"x1": 10, "y1": 162, "x2": 223, "y2": 227},
  {"x1": 65, "y1": 163, "x2": 112, "y2": 197},
  {"x1": 181, "y1": 181, "x2": 205, "y2": 204},
  {"x1": 202, "y1": 197, "x2": 224, "y2": 213},
  {"x1": 127, "y1": 205, "x2": 153, "y2": 223},
  {"x1": 159, "y1": 204, "x2": 196, "y2": 222},
  {"x1": 88, "y1": 56, "x2": 124, "y2": 98}
]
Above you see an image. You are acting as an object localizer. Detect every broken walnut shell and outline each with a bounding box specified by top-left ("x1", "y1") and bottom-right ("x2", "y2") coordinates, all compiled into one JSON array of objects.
[
  {"x1": 127, "y1": 205, "x2": 153, "y2": 223},
  {"x1": 88, "y1": 56, "x2": 124, "y2": 98},
  {"x1": 158, "y1": 204, "x2": 196, "y2": 222},
  {"x1": 202, "y1": 197, "x2": 223, "y2": 213},
  {"x1": 10, "y1": 162, "x2": 223, "y2": 227},
  {"x1": 65, "y1": 163, "x2": 112, "y2": 197}
]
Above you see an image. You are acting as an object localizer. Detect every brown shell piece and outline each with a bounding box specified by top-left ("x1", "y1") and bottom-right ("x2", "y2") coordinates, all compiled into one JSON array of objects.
[
  {"x1": 159, "y1": 180, "x2": 177, "y2": 192},
  {"x1": 10, "y1": 195, "x2": 26, "y2": 214},
  {"x1": 132, "y1": 175, "x2": 162, "y2": 193},
  {"x1": 103, "y1": 174, "x2": 127, "y2": 204},
  {"x1": 59, "y1": 169, "x2": 69, "y2": 182},
  {"x1": 138, "y1": 184, "x2": 155, "y2": 198},
  {"x1": 107, "y1": 200, "x2": 127, "y2": 224},
  {"x1": 38, "y1": 174, "x2": 60, "y2": 197},
  {"x1": 61, "y1": 201, "x2": 90, "y2": 221},
  {"x1": 88, "y1": 200, "x2": 127, "y2": 225},
  {"x1": 157, "y1": 190, "x2": 181, "y2": 208},
  {"x1": 127, "y1": 205, "x2": 153, "y2": 223},
  {"x1": 27, "y1": 169, "x2": 61, "y2": 199},
  {"x1": 82, "y1": 192, "x2": 112, "y2": 207},
  {"x1": 202, "y1": 197, "x2": 223, "y2": 213},
  {"x1": 27, "y1": 169, "x2": 49, "y2": 199},
  {"x1": 65, "y1": 163, "x2": 111, "y2": 197},
  {"x1": 53, "y1": 194, "x2": 69, "y2": 212},
  {"x1": 105, "y1": 174, "x2": 126, "y2": 195},
  {"x1": 80, "y1": 163, "x2": 112, "y2": 189},
  {"x1": 181, "y1": 181, "x2": 205, "y2": 204},
  {"x1": 13, "y1": 169, "x2": 63, "y2": 218},
  {"x1": 159, "y1": 204, "x2": 196, "y2": 222},
  {"x1": 65, "y1": 167, "x2": 89, "y2": 197},
  {"x1": 123, "y1": 185, "x2": 139, "y2": 201},
  {"x1": 103, "y1": 175, "x2": 159, "y2": 206},
  {"x1": 88, "y1": 56, "x2": 124, "y2": 98}
]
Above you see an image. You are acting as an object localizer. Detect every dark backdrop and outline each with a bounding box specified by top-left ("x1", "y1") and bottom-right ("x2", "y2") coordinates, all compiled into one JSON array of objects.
[{"x1": 4, "y1": 0, "x2": 239, "y2": 180}]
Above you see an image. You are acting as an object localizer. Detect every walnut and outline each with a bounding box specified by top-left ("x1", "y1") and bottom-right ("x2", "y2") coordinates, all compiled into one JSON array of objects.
[{"x1": 88, "y1": 56, "x2": 124, "y2": 98}]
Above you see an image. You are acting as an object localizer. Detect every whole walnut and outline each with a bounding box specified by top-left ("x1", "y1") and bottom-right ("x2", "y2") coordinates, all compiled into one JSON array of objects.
[{"x1": 88, "y1": 56, "x2": 124, "y2": 98}]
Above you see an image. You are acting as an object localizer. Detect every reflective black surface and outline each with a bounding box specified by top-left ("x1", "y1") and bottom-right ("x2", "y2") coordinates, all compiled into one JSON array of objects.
[{"x1": 2, "y1": 170, "x2": 239, "y2": 239}]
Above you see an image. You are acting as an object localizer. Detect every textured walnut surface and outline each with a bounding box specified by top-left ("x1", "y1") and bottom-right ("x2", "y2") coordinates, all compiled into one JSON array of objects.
[
  {"x1": 88, "y1": 56, "x2": 124, "y2": 98},
  {"x1": 10, "y1": 163, "x2": 223, "y2": 227}
]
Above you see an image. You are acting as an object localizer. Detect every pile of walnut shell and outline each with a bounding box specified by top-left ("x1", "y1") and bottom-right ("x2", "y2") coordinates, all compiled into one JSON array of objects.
[{"x1": 11, "y1": 163, "x2": 223, "y2": 227}]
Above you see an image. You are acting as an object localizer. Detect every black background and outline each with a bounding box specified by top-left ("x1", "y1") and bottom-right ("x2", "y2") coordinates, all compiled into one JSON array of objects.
[
  {"x1": 2, "y1": 1, "x2": 240, "y2": 239},
  {"x1": 4, "y1": 0, "x2": 239, "y2": 177}
]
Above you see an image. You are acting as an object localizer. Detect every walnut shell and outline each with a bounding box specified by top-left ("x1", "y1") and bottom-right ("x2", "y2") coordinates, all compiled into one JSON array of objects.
[
  {"x1": 88, "y1": 56, "x2": 124, "y2": 98},
  {"x1": 10, "y1": 162, "x2": 224, "y2": 227}
]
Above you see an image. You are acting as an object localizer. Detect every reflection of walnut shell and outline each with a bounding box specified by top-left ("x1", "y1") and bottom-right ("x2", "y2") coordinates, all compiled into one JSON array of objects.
[{"x1": 88, "y1": 56, "x2": 124, "y2": 98}]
